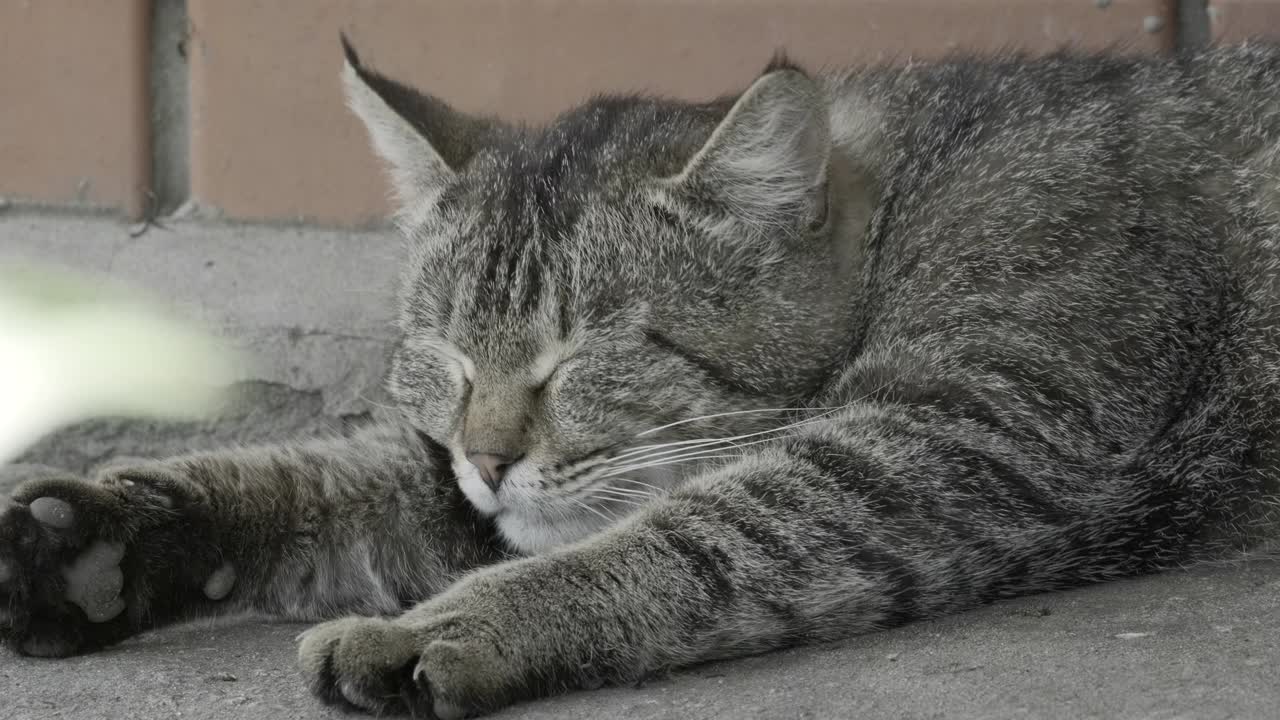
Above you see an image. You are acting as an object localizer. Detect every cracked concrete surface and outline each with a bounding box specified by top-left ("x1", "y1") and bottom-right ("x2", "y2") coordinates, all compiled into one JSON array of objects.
[
  {"x1": 2, "y1": 214, "x2": 1279, "y2": 719},
  {"x1": 2, "y1": 212, "x2": 400, "y2": 472}
]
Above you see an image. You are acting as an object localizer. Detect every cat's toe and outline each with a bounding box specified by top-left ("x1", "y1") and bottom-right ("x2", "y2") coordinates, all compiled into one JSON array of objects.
[
  {"x1": 202, "y1": 561, "x2": 236, "y2": 600},
  {"x1": 414, "y1": 637, "x2": 504, "y2": 720},
  {"x1": 298, "y1": 617, "x2": 428, "y2": 715},
  {"x1": 29, "y1": 496, "x2": 76, "y2": 529}
]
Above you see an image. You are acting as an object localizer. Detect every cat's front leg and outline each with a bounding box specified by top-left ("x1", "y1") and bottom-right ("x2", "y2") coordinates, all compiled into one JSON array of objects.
[
  {"x1": 298, "y1": 556, "x2": 592, "y2": 719},
  {"x1": 299, "y1": 508, "x2": 735, "y2": 718},
  {"x1": 0, "y1": 424, "x2": 504, "y2": 657}
]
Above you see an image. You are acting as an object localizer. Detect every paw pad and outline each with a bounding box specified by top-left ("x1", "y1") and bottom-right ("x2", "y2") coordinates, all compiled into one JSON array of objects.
[
  {"x1": 62, "y1": 541, "x2": 126, "y2": 623},
  {"x1": 202, "y1": 562, "x2": 236, "y2": 600},
  {"x1": 29, "y1": 496, "x2": 75, "y2": 529}
]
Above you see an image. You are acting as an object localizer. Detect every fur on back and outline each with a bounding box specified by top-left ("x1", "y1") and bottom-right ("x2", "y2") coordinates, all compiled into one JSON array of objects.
[{"x1": 345, "y1": 44, "x2": 1280, "y2": 559}]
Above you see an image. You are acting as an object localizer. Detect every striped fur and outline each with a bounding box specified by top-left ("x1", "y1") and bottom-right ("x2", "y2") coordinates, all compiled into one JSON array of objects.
[{"x1": 5, "y1": 41, "x2": 1280, "y2": 718}]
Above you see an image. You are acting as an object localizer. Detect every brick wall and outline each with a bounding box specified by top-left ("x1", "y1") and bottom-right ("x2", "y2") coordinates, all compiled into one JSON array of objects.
[{"x1": 0, "y1": 1, "x2": 1268, "y2": 228}]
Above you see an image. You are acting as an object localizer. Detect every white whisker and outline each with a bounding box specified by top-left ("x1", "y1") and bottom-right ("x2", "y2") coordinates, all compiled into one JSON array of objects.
[
  {"x1": 607, "y1": 412, "x2": 840, "y2": 469},
  {"x1": 609, "y1": 477, "x2": 667, "y2": 493},
  {"x1": 569, "y1": 498, "x2": 617, "y2": 525},
  {"x1": 627, "y1": 406, "x2": 847, "y2": 456},
  {"x1": 602, "y1": 451, "x2": 746, "y2": 478},
  {"x1": 590, "y1": 485, "x2": 653, "y2": 499},
  {"x1": 615, "y1": 414, "x2": 828, "y2": 460},
  {"x1": 357, "y1": 393, "x2": 402, "y2": 413},
  {"x1": 635, "y1": 406, "x2": 840, "y2": 438},
  {"x1": 586, "y1": 492, "x2": 647, "y2": 508}
]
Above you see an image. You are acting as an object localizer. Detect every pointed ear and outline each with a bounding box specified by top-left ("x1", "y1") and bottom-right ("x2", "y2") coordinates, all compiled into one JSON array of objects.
[
  {"x1": 340, "y1": 35, "x2": 493, "y2": 208},
  {"x1": 666, "y1": 62, "x2": 830, "y2": 231}
]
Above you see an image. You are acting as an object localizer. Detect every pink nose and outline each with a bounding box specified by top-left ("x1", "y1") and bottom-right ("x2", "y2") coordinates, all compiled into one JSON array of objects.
[{"x1": 466, "y1": 452, "x2": 517, "y2": 492}]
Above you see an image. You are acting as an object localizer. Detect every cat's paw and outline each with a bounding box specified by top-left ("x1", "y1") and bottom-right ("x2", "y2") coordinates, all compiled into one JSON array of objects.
[
  {"x1": 0, "y1": 468, "x2": 228, "y2": 656},
  {"x1": 0, "y1": 476, "x2": 141, "y2": 656},
  {"x1": 298, "y1": 613, "x2": 510, "y2": 719}
]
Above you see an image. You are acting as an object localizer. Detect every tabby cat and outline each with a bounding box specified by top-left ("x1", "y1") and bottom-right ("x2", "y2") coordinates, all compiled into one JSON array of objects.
[{"x1": 3, "y1": 36, "x2": 1280, "y2": 718}]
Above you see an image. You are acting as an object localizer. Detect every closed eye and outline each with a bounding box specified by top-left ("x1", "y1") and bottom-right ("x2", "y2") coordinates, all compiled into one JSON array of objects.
[
  {"x1": 403, "y1": 333, "x2": 475, "y2": 384},
  {"x1": 530, "y1": 339, "x2": 578, "y2": 389}
]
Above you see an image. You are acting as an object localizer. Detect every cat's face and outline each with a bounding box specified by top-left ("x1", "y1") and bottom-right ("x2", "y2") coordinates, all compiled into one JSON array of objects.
[{"x1": 343, "y1": 42, "x2": 870, "y2": 552}]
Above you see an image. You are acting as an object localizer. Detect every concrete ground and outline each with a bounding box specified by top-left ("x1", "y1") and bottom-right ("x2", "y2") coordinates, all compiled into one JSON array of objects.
[
  {"x1": 1, "y1": 213, "x2": 400, "y2": 475},
  {"x1": 2, "y1": 558, "x2": 1277, "y2": 720},
  {"x1": 3, "y1": 214, "x2": 1279, "y2": 718}
]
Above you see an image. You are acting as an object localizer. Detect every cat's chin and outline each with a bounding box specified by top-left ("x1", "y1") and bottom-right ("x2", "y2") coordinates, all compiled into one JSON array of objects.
[
  {"x1": 451, "y1": 458, "x2": 618, "y2": 553},
  {"x1": 495, "y1": 510, "x2": 612, "y2": 555}
]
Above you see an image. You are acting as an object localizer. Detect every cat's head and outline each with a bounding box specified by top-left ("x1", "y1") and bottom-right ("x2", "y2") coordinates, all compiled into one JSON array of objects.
[{"x1": 342, "y1": 38, "x2": 875, "y2": 552}]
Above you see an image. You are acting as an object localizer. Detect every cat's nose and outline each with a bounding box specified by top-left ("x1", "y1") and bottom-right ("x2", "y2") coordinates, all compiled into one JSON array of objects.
[{"x1": 466, "y1": 451, "x2": 518, "y2": 492}]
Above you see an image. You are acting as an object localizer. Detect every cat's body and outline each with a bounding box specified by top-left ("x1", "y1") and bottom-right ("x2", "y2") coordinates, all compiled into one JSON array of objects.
[{"x1": 4, "y1": 41, "x2": 1280, "y2": 718}]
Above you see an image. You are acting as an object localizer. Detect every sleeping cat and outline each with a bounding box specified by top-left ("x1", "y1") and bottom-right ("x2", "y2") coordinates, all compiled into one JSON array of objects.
[{"x1": 3, "y1": 35, "x2": 1280, "y2": 718}]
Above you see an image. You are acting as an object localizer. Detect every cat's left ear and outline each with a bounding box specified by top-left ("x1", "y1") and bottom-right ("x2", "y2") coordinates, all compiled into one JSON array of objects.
[
  {"x1": 664, "y1": 57, "x2": 830, "y2": 232},
  {"x1": 340, "y1": 34, "x2": 495, "y2": 208}
]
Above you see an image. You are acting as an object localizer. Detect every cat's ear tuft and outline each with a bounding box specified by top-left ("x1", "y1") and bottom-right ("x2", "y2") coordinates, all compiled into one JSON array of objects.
[
  {"x1": 761, "y1": 49, "x2": 805, "y2": 75},
  {"x1": 666, "y1": 63, "x2": 830, "y2": 232},
  {"x1": 339, "y1": 31, "x2": 361, "y2": 70},
  {"x1": 340, "y1": 37, "x2": 494, "y2": 208}
]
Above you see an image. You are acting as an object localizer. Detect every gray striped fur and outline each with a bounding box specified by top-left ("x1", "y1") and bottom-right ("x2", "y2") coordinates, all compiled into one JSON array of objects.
[{"x1": 4, "y1": 40, "x2": 1280, "y2": 718}]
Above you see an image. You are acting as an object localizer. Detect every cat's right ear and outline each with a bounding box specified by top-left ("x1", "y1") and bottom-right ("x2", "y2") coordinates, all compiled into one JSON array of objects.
[
  {"x1": 341, "y1": 34, "x2": 492, "y2": 207},
  {"x1": 659, "y1": 58, "x2": 830, "y2": 236}
]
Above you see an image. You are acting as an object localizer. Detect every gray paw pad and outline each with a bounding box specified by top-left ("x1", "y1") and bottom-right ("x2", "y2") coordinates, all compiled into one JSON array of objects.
[
  {"x1": 30, "y1": 497, "x2": 75, "y2": 529},
  {"x1": 62, "y1": 541, "x2": 127, "y2": 623},
  {"x1": 203, "y1": 562, "x2": 236, "y2": 601}
]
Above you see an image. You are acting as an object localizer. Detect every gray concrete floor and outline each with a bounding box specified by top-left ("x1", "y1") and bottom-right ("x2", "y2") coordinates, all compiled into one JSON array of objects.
[{"x1": 5, "y1": 558, "x2": 1278, "y2": 720}]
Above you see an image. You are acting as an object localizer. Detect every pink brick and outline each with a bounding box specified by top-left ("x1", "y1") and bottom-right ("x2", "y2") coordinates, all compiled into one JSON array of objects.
[
  {"x1": 0, "y1": 1, "x2": 151, "y2": 217},
  {"x1": 1210, "y1": 0, "x2": 1280, "y2": 43},
  {"x1": 188, "y1": 0, "x2": 1176, "y2": 226}
]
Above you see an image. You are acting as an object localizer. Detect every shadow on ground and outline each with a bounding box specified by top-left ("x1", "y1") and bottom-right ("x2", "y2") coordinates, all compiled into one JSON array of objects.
[{"x1": 4, "y1": 556, "x2": 1277, "y2": 720}]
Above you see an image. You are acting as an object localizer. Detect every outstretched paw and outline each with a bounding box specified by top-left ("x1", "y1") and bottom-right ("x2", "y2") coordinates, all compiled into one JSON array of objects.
[
  {"x1": 0, "y1": 478, "x2": 139, "y2": 656},
  {"x1": 0, "y1": 469, "x2": 230, "y2": 657},
  {"x1": 299, "y1": 613, "x2": 511, "y2": 719},
  {"x1": 299, "y1": 617, "x2": 431, "y2": 716}
]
